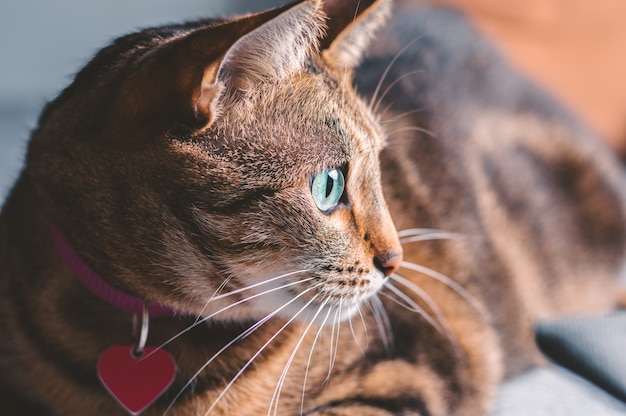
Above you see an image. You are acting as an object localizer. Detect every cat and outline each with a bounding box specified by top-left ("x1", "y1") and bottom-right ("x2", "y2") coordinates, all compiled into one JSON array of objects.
[{"x1": 1, "y1": 0, "x2": 625, "y2": 415}]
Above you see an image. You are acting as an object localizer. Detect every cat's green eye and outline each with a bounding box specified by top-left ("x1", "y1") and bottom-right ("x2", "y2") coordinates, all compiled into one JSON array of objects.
[{"x1": 311, "y1": 168, "x2": 345, "y2": 213}]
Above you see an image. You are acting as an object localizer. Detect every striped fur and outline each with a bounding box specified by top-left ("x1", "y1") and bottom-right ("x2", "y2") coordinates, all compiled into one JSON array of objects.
[{"x1": 1, "y1": 1, "x2": 625, "y2": 415}]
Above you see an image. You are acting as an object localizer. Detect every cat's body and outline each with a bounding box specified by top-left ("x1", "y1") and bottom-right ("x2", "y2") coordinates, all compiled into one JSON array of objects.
[{"x1": 1, "y1": 1, "x2": 625, "y2": 415}]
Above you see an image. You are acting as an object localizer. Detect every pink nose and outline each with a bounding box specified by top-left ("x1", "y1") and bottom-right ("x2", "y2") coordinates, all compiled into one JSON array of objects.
[{"x1": 375, "y1": 253, "x2": 403, "y2": 277}]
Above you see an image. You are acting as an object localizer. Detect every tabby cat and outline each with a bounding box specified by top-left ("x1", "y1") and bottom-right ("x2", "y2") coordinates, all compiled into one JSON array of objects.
[{"x1": 1, "y1": 0, "x2": 625, "y2": 415}]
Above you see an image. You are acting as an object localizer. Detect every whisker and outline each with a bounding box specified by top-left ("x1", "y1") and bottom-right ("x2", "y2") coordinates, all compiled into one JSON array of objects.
[
  {"x1": 324, "y1": 304, "x2": 340, "y2": 383},
  {"x1": 269, "y1": 297, "x2": 330, "y2": 416},
  {"x1": 188, "y1": 269, "x2": 311, "y2": 342},
  {"x1": 372, "y1": 69, "x2": 425, "y2": 114},
  {"x1": 301, "y1": 303, "x2": 333, "y2": 415},
  {"x1": 388, "y1": 274, "x2": 449, "y2": 330},
  {"x1": 387, "y1": 274, "x2": 463, "y2": 360},
  {"x1": 377, "y1": 97, "x2": 405, "y2": 123},
  {"x1": 163, "y1": 283, "x2": 322, "y2": 415},
  {"x1": 400, "y1": 233, "x2": 461, "y2": 244},
  {"x1": 204, "y1": 292, "x2": 320, "y2": 416},
  {"x1": 355, "y1": 302, "x2": 370, "y2": 351},
  {"x1": 201, "y1": 293, "x2": 323, "y2": 416},
  {"x1": 384, "y1": 125, "x2": 436, "y2": 139},
  {"x1": 211, "y1": 269, "x2": 312, "y2": 301},
  {"x1": 398, "y1": 228, "x2": 463, "y2": 238},
  {"x1": 368, "y1": 296, "x2": 394, "y2": 356},
  {"x1": 348, "y1": 304, "x2": 366, "y2": 356},
  {"x1": 398, "y1": 227, "x2": 462, "y2": 245},
  {"x1": 381, "y1": 282, "x2": 442, "y2": 333},
  {"x1": 194, "y1": 275, "x2": 234, "y2": 324},
  {"x1": 380, "y1": 107, "x2": 426, "y2": 124},
  {"x1": 165, "y1": 313, "x2": 270, "y2": 415},
  {"x1": 325, "y1": 299, "x2": 343, "y2": 383},
  {"x1": 152, "y1": 276, "x2": 316, "y2": 354},
  {"x1": 340, "y1": 0, "x2": 362, "y2": 106},
  {"x1": 368, "y1": 36, "x2": 423, "y2": 110},
  {"x1": 400, "y1": 261, "x2": 488, "y2": 319}
]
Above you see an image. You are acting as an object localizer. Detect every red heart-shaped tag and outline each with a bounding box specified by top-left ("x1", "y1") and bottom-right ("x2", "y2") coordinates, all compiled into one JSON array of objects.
[{"x1": 98, "y1": 345, "x2": 176, "y2": 415}]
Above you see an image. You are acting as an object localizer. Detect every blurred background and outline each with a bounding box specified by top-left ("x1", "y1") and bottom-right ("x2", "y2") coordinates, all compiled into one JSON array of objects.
[
  {"x1": 1, "y1": 1, "x2": 626, "y2": 414},
  {"x1": 438, "y1": 0, "x2": 626, "y2": 155}
]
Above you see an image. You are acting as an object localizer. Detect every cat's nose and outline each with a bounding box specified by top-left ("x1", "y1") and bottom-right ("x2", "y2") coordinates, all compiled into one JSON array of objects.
[{"x1": 374, "y1": 253, "x2": 402, "y2": 277}]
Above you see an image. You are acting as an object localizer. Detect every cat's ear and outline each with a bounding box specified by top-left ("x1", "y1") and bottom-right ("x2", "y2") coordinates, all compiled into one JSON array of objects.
[
  {"x1": 212, "y1": 0, "x2": 325, "y2": 95},
  {"x1": 109, "y1": 0, "x2": 324, "y2": 146},
  {"x1": 320, "y1": 0, "x2": 391, "y2": 69}
]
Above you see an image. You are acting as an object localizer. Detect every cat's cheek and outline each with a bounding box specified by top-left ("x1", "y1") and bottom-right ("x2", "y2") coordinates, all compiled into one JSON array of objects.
[{"x1": 233, "y1": 266, "x2": 386, "y2": 324}]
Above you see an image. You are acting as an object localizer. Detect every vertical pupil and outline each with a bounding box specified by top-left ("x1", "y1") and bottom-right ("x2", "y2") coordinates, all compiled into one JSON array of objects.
[
  {"x1": 326, "y1": 174, "x2": 334, "y2": 198},
  {"x1": 311, "y1": 168, "x2": 344, "y2": 212}
]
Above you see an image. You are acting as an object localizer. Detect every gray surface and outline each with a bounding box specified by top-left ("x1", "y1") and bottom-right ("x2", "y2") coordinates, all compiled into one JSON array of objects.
[
  {"x1": 0, "y1": 102, "x2": 32, "y2": 199},
  {"x1": 1, "y1": 1, "x2": 625, "y2": 414},
  {"x1": 536, "y1": 312, "x2": 626, "y2": 402},
  {"x1": 0, "y1": 0, "x2": 277, "y2": 102},
  {"x1": 494, "y1": 367, "x2": 626, "y2": 416}
]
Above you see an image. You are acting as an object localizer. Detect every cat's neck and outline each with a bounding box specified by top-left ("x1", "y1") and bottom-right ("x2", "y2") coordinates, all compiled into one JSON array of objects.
[{"x1": 48, "y1": 222, "x2": 177, "y2": 318}]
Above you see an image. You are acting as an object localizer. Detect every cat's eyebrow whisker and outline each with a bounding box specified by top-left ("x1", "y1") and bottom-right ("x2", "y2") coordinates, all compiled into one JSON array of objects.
[
  {"x1": 386, "y1": 274, "x2": 464, "y2": 360},
  {"x1": 368, "y1": 36, "x2": 423, "y2": 111},
  {"x1": 377, "y1": 97, "x2": 404, "y2": 124},
  {"x1": 372, "y1": 69, "x2": 426, "y2": 114},
  {"x1": 381, "y1": 281, "x2": 442, "y2": 333},
  {"x1": 202, "y1": 293, "x2": 323, "y2": 416},
  {"x1": 367, "y1": 295, "x2": 394, "y2": 357},
  {"x1": 348, "y1": 142, "x2": 387, "y2": 166},
  {"x1": 399, "y1": 261, "x2": 489, "y2": 320},
  {"x1": 211, "y1": 269, "x2": 312, "y2": 301},
  {"x1": 384, "y1": 125, "x2": 437, "y2": 139},
  {"x1": 269, "y1": 297, "x2": 330, "y2": 416},
  {"x1": 339, "y1": 0, "x2": 362, "y2": 107},
  {"x1": 380, "y1": 107, "x2": 426, "y2": 124}
]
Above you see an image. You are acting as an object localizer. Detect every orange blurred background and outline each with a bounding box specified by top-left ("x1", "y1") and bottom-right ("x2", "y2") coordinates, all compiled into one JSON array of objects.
[{"x1": 437, "y1": 0, "x2": 626, "y2": 157}]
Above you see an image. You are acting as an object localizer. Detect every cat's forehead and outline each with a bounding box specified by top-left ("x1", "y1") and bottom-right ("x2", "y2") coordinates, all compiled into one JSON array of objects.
[{"x1": 213, "y1": 61, "x2": 384, "y2": 174}]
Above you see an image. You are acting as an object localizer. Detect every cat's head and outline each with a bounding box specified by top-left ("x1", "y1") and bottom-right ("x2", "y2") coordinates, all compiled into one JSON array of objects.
[{"x1": 28, "y1": 0, "x2": 401, "y2": 323}]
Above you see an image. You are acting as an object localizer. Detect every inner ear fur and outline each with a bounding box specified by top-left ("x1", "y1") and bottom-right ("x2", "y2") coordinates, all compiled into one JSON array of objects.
[
  {"x1": 320, "y1": 0, "x2": 391, "y2": 70},
  {"x1": 107, "y1": 0, "x2": 323, "y2": 147}
]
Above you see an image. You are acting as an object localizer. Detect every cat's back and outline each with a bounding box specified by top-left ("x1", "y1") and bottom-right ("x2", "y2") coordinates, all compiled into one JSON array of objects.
[
  {"x1": 357, "y1": 3, "x2": 626, "y2": 373},
  {"x1": 360, "y1": 2, "x2": 626, "y2": 261}
]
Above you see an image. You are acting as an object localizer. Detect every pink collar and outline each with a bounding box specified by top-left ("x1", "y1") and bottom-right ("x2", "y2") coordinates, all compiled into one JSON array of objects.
[{"x1": 49, "y1": 224, "x2": 177, "y2": 318}]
